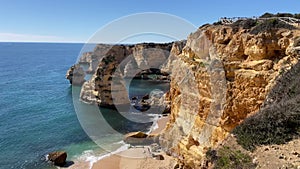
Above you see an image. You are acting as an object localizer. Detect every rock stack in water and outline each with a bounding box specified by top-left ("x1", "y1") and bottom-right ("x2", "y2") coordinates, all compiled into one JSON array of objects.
[
  {"x1": 71, "y1": 42, "x2": 173, "y2": 108},
  {"x1": 65, "y1": 64, "x2": 85, "y2": 85},
  {"x1": 47, "y1": 151, "x2": 67, "y2": 167}
]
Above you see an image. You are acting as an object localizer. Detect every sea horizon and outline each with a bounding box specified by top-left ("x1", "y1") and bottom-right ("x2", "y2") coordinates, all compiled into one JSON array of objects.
[{"x1": 0, "y1": 42, "x2": 168, "y2": 169}]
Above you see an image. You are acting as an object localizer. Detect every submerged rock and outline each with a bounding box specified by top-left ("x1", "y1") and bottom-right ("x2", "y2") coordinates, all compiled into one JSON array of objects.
[
  {"x1": 131, "y1": 91, "x2": 170, "y2": 113},
  {"x1": 48, "y1": 151, "x2": 67, "y2": 167}
]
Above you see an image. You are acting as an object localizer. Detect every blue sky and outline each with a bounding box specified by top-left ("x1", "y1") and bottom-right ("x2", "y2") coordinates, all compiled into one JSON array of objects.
[{"x1": 0, "y1": 0, "x2": 299, "y2": 42}]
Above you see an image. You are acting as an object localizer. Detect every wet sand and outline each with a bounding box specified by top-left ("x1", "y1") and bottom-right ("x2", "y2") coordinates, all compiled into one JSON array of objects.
[
  {"x1": 92, "y1": 115, "x2": 173, "y2": 169},
  {"x1": 67, "y1": 115, "x2": 172, "y2": 169}
]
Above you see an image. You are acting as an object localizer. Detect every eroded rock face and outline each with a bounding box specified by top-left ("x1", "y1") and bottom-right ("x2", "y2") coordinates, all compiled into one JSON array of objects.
[
  {"x1": 78, "y1": 52, "x2": 93, "y2": 64},
  {"x1": 132, "y1": 43, "x2": 172, "y2": 70},
  {"x1": 160, "y1": 25, "x2": 300, "y2": 168},
  {"x1": 161, "y1": 40, "x2": 186, "y2": 73},
  {"x1": 78, "y1": 43, "x2": 173, "y2": 107},
  {"x1": 80, "y1": 74, "x2": 98, "y2": 104},
  {"x1": 93, "y1": 46, "x2": 130, "y2": 108},
  {"x1": 65, "y1": 64, "x2": 85, "y2": 85}
]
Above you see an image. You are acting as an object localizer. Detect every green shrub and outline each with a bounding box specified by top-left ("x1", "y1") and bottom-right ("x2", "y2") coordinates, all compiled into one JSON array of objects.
[
  {"x1": 213, "y1": 21, "x2": 222, "y2": 25},
  {"x1": 259, "y1": 12, "x2": 274, "y2": 18},
  {"x1": 199, "y1": 62, "x2": 206, "y2": 68},
  {"x1": 233, "y1": 61, "x2": 300, "y2": 151},
  {"x1": 206, "y1": 147, "x2": 255, "y2": 169},
  {"x1": 95, "y1": 76, "x2": 102, "y2": 81},
  {"x1": 276, "y1": 13, "x2": 294, "y2": 18},
  {"x1": 294, "y1": 13, "x2": 300, "y2": 19},
  {"x1": 233, "y1": 99, "x2": 300, "y2": 151},
  {"x1": 250, "y1": 19, "x2": 295, "y2": 34},
  {"x1": 260, "y1": 12, "x2": 300, "y2": 19},
  {"x1": 231, "y1": 19, "x2": 257, "y2": 29}
]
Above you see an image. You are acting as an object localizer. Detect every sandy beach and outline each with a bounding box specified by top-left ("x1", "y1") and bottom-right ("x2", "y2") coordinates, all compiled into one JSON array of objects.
[
  {"x1": 149, "y1": 115, "x2": 170, "y2": 135},
  {"x1": 91, "y1": 115, "x2": 173, "y2": 169},
  {"x1": 67, "y1": 115, "x2": 173, "y2": 169},
  {"x1": 92, "y1": 147, "x2": 175, "y2": 169}
]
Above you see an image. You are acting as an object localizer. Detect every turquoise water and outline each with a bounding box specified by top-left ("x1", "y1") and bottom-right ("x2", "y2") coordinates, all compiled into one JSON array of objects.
[
  {"x1": 0, "y1": 42, "x2": 169, "y2": 169},
  {"x1": 0, "y1": 42, "x2": 94, "y2": 169}
]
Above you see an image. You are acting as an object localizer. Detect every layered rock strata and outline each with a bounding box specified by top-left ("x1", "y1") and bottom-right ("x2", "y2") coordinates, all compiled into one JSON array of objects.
[
  {"x1": 66, "y1": 19, "x2": 300, "y2": 168},
  {"x1": 65, "y1": 64, "x2": 85, "y2": 85},
  {"x1": 160, "y1": 25, "x2": 300, "y2": 168},
  {"x1": 77, "y1": 43, "x2": 173, "y2": 107}
]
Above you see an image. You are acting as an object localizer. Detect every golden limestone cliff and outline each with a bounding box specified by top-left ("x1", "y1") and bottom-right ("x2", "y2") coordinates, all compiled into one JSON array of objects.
[
  {"x1": 160, "y1": 24, "x2": 300, "y2": 168},
  {"x1": 66, "y1": 18, "x2": 300, "y2": 168},
  {"x1": 79, "y1": 43, "x2": 172, "y2": 107}
]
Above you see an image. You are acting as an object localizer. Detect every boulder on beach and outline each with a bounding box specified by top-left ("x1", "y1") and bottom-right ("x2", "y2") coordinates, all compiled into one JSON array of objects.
[
  {"x1": 124, "y1": 131, "x2": 159, "y2": 145},
  {"x1": 153, "y1": 154, "x2": 165, "y2": 160},
  {"x1": 48, "y1": 151, "x2": 67, "y2": 166},
  {"x1": 125, "y1": 131, "x2": 148, "y2": 139},
  {"x1": 124, "y1": 131, "x2": 148, "y2": 145}
]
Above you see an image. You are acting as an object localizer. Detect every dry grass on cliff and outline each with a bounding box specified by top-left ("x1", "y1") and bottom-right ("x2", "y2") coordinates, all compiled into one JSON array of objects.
[
  {"x1": 203, "y1": 135, "x2": 256, "y2": 169},
  {"x1": 233, "y1": 100, "x2": 300, "y2": 151},
  {"x1": 233, "y1": 61, "x2": 300, "y2": 151},
  {"x1": 206, "y1": 146, "x2": 255, "y2": 169},
  {"x1": 214, "y1": 12, "x2": 300, "y2": 34},
  {"x1": 205, "y1": 136, "x2": 300, "y2": 169},
  {"x1": 260, "y1": 12, "x2": 300, "y2": 19},
  {"x1": 229, "y1": 18, "x2": 297, "y2": 34},
  {"x1": 249, "y1": 19, "x2": 296, "y2": 34}
]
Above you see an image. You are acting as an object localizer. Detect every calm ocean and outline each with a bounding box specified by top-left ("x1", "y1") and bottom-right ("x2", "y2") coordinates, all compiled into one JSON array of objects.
[{"x1": 0, "y1": 42, "x2": 169, "y2": 169}]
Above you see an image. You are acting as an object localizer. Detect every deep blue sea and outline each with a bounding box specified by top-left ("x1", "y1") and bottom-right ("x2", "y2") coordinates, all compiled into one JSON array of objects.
[{"x1": 0, "y1": 42, "x2": 169, "y2": 169}]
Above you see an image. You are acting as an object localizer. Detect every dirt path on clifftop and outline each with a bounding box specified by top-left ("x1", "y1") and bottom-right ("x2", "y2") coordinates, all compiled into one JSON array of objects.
[
  {"x1": 253, "y1": 138, "x2": 300, "y2": 169},
  {"x1": 221, "y1": 136, "x2": 300, "y2": 169}
]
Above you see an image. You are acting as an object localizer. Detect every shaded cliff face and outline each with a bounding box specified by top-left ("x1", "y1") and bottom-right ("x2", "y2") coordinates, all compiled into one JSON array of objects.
[
  {"x1": 65, "y1": 64, "x2": 85, "y2": 85},
  {"x1": 79, "y1": 43, "x2": 173, "y2": 107},
  {"x1": 160, "y1": 25, "x2": 300, "y2": 167}
]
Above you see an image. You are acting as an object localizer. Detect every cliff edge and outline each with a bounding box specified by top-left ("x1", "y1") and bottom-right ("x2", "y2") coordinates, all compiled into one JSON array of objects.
[
  {"x1": 160, "y1": 19, "x2": 300, "y2": 168},
  {"x1": 66, "y1": 15, "x2": 300, "y2": 168}
]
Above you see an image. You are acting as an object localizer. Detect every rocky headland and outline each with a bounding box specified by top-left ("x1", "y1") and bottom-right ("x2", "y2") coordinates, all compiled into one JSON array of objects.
[
  {"x1": 67, "y1": 13, "x2": 300, "y2": 168},
  {"x1": 159, "y1": 16, "x2": 300, "y2": 168},
  {"x1": 68, "y1": 43, "x2": 173, "y2": 108},
  {"x1": 66, "y1": 64, "x2": 85, "y2": 85}
]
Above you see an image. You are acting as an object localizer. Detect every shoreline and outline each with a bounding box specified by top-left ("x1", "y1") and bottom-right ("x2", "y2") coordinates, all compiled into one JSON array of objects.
[
  {"x1": 67, "y1": 115, "x2": 171, "y2": 169},
  {"x1": 92, "y1": 115, "x2": 172, "y2": 169},
  {"x1": 149, "y1": 115, "x2": 170, "y2": 135}
]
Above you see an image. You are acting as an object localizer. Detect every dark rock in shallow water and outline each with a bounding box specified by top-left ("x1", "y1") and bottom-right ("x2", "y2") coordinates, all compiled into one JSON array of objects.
[
  {"x1": 131, "y1": 95, "x2": 151, "y2": 112},
  {"x1": 48, "y1": 151, "x2": 67, "y2": 167},
  {"x1": 133, "y1": 103, "x2": 151, "y2": 112},
  {"x1": 142, "y1": 94, "x2": 150, "y2": 100},
  {"x1": 131, "y1": 96, "x2": 138, "y2": 100}
]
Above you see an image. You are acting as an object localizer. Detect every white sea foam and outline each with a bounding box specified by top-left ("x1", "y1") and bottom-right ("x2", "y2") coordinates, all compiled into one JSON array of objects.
[
  {"x1": 147, "y1": 114, "x2": 160, "y2": 134},
  {"x1": 74, "y1": 143, "x2": 130, "y2": 169},
  {"x1": 73, "y1": 112, "x2": 162, "y2": 168},
  {"x1": 113, "y1": 140, "x2": 125, "y2": 144}
]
